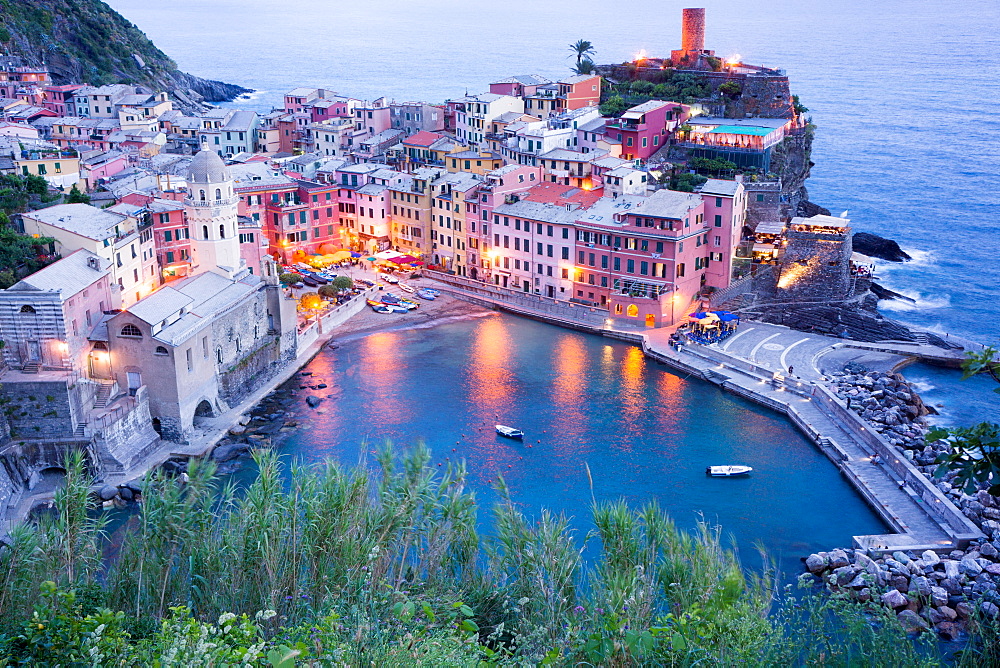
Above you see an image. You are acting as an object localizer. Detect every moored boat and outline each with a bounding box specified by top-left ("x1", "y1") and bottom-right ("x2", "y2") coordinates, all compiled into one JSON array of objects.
[
  {"x1": 399, "y1": 283, "x2": 415, "y2": 293},
  {"x1": 705, "y1": 465, "x2": 753, "y2": 477},
  {"x1": 416, "y1": 289, "x2": 437, "y2": 301},
  {"x1": 495, "y1": 424, "x2": 524, "y2": 439}
]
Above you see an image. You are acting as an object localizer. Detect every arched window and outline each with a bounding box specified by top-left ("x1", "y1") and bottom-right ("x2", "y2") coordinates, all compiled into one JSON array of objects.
[
  {"x1": 154, "y1": 345, "x2": 169, "y2": 356},
  {"x1": 215, "y1": 188, "x2": 221, "y2": 200},
  {"x1": 92, "y1": 341, "x2": 108, "y2": 351},
  {"x1": 202, "y1": 225, "x2": 209, "y2": 240},
  {"x1": 19, "y1": 305, "x2": 35, "y2": 313},
  {"x1": 199, "y1": 189, "x2": 206, "y2": 201},
  {"x1": 219, "y1": 224, "x2": 225, "y2": 239},
  {"x1": 120, "y1": 324, "x2": 142, "y2": 337},
  {"x1": 626, "y1": 304, "x2": 639, "y2": 317},
  {"x1": 216, "y1": 348, "x2": 223, "y2": 364}
]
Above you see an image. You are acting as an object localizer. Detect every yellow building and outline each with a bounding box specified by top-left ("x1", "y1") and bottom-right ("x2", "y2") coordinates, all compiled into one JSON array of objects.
[
  {"x1": 445, "y1": 150, "x2": 504, "y2": 175},
  {"x1": 20, "y1": 203, "x2": 159, "y2": 308},
  {"x1": 429, "y1": 171, "x2": 480, "y2": 276},
  {"x1": 13, "y1": 143, "x2": 84, "y2": 191},
  {"x1": 388, "y1": 167, "x2": 441, "y2": 258}
]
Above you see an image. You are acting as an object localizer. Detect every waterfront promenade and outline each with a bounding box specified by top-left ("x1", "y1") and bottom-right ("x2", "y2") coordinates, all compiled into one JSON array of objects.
[{"x1": 427, "y1": 274, "x2": 985, "y2": 554}]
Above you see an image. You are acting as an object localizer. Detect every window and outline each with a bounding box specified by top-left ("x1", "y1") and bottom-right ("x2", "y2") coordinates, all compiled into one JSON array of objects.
[
  {"x1": 627, "y1": 304, "x2": 639, "y2": 317},
  {"x1": 202, "y1": 336, "x2": 209, "y2": 358},
  {"x1": 186, "y1": 348, "x2": 193, "y2": 371},
  {"x1": 166, "y1": 251, "x2": 175, "y2": 263},
  {"x1": 714, "y1": 215, "x2": 722, "y2": 227},
  {"x1": 626, "y1": 259, "x2": 635, "y2": 273},
  {"x1": 19, "y1": 305, "x2": 35, "y2": 313},
  {"x1": 120, "y1": 324, "x2": 142, "y2": 337},
  {"x1": 756, "y1": 194, "x2": 765, "y2": 202},
  {"x1": 202, "y1": 225, "x2": 209, "y2": 240},
  {"x1": 154, "y1": 345, "x2": 169, "y2": 356},
  {"x1": 220, "y1": 224, "x2": 226, "y2": 238},
  {"x1": 561, "y1": 247, "x2": 569, "y2": 260}
]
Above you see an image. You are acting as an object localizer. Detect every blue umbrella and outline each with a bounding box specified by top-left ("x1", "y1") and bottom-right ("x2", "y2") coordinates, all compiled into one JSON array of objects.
[{"x1": 350, "y1": 251, "x2": 363, "y2": 258}]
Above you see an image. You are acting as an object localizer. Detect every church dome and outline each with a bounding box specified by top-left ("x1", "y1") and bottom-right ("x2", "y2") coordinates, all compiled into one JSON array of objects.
[{"x1": 187, "y1": 150, "x2": 231, "y2": 184}]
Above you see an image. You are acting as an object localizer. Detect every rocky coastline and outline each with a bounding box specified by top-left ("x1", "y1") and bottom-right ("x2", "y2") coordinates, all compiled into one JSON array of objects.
[{"x1": 803, "y1": 367, "x2": 1000, "y2": 638}]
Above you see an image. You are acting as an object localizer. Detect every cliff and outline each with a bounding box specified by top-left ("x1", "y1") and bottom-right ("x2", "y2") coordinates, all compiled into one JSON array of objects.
[{"x1": 0, "y1": 0, "x2": 249, "y2": 110}]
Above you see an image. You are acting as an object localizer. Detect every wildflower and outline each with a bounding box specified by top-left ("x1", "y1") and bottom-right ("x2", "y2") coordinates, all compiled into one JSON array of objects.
[{"x1": 574, "y1": 605, "x2": 585, "y2": 614}]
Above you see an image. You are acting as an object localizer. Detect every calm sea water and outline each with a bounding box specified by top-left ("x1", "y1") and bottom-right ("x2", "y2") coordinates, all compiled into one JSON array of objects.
[
  {"x1": 105, "y1": 0, "x2": 1000, "y2": 425},
  {"x1": 101, "y1": 0, "x2": 998, "y2": 533},
  {"x1": 247, "y1": 314, "x2": 886, "y2": 575}
]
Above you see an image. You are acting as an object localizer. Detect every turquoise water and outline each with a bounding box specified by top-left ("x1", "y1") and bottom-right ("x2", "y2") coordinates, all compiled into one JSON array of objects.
[
  {"x1": 259, "y1": 314, "x2": 886, "y2": 575},
  {"x1": 105, "y1": 0, "x2": 1000, "y2": 424}
]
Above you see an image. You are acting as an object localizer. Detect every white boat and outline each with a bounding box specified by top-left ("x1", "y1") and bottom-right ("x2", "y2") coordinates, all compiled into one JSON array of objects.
[
  {"x1": 495, "y1": 425, "x2": 524, "y2": 439},
  {"x1": 398, "y1": 283, "x2": 415, "y2": 293},
  {"x1": 706, "y1": 465, "x2": 753, "y2": 477}
]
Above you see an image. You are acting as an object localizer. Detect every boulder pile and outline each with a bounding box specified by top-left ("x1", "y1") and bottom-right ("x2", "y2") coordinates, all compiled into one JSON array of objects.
[
  {"x1": 803, "y1": 544, "x2": 1000, "y2": 639},
  {"x1": 808, "y1": 367, "x2": 1000, "y2": 636}
]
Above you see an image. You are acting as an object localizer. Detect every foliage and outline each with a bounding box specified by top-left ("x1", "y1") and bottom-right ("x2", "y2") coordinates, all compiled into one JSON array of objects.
[
  {"x1": 568, "y1": 39, "x2": 595, "y2": 67},
  {"x1": 932, "y1": 345, "x2": 1000, "y2": 494},
  {"x1": 719, "y1": 80, "x2": 743, "y2": 98},
  {"x1": 1, "y1": 0, "x2": 178, "y2": 87},
  {"x1": 0, "y1": 226, "x2": 59, "y2": 288},
  {"x1": 603, "y1": 71, "x2": 712, "y2": 108},
  {"x1": 690, "y1": 157, "x2": 738, "y2": 175},
  {"x1": 317, "y1": 284, "x2": 338, "y2": 298},
  {"x1": 331, "y1": 275, "x2": 354, "y2": 292},
  {"x1": 792, "y1": 94, "x2": 809, "y2": 115},
  {"x1": 706, "y1": 55, "x2": 722, "y2": 72},
  {"x1": 669, "y1": 172, "x2": 708, "y2": 192},
  {"x1": 299, "y1": 292, "x2": 322, "y2": 310},
  {"x1": 573, "y1": 58, "x2": 595, "y2": 75},
  {"x1": 599, "y1": 94, "x2": 630, "y2": 117},
  {"x1": 278, "y1": 272, "x2": 303, "y2": 286},
  {"x1": 66, "y1": 184, "x2": 90, "y2": 204},
  {"x1": 2, "y1": 445, "x2": 999, "y2": 663}
]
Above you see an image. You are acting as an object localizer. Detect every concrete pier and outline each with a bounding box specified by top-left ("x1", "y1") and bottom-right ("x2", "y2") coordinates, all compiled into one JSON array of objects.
[{"x1": 429, "y1": 275, "x2": 984, "y2": 554}]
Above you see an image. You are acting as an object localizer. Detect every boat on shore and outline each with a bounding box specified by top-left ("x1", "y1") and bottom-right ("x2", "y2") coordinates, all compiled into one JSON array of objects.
[
  {"x1": 416, "y1": 289, "x2": 437, "y2": 300},
  {"x1": 496, "y1": 424, "x2": 524, "y2": 439},
  {"x1": 706, "y1": 465, "x2": 753, "y2": 477},
  {"x1": 399, "y1": 283, "x2": 415, "y2": 293}
]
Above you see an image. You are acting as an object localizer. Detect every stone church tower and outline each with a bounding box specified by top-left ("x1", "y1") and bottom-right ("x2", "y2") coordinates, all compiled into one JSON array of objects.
[{"x1": 185, "y1": 150, "x2": 246, "y2": 278}]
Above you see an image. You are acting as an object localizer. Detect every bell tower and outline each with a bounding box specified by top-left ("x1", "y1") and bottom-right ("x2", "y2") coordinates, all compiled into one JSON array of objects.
[{"x1": 185, "y1": 150, "x2": 246, "y2": 278}]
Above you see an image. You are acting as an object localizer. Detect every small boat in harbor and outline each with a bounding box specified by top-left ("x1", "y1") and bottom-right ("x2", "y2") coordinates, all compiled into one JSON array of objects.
[
  {"x1": 416, "y1": 289, "x2": 437, "y2": 301},
  {"x1": 496, "y1": 425, "x2": 524, "y2": 439},
  {"x1": 706, "y1": 465, "x2": 753, "y2": 477},
  {"x1": 399, "y1": 283, "x2": 415, "y2": 293}
]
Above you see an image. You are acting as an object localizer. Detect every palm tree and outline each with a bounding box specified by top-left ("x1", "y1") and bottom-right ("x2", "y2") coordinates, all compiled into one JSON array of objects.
[{"x1": 569, "y1": 39, "x2": 596, "y2": 67}]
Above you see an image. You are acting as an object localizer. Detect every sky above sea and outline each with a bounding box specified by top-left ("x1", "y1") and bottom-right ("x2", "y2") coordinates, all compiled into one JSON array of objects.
[{"x1": 106, "y1": 0, "x2": 1000, "y2": 423}]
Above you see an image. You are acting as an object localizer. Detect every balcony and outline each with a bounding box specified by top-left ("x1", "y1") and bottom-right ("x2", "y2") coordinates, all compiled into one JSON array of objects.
[{"x1": 184, "y1": 196, "x2": 239, "y2": 208}]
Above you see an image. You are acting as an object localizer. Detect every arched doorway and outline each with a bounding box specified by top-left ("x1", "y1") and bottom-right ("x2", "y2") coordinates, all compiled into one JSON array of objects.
[
  {"x1": 194, "y1": 400, "x2": 214, "y2": 418},
  {"x1": 151, "y1": 418, "x2": 162, "y2": 435}
]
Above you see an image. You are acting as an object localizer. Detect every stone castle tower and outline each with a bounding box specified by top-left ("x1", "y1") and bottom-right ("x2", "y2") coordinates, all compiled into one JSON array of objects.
[
  {"x1": 184, "y1": 150, "x2": 246, "y2": 278},
  {"x1": 671, "y1": 8, "x2": 714, "y2": 68}
]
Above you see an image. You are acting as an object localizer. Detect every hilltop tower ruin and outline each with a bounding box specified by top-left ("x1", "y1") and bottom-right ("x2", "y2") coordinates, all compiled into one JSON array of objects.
[{"x1": 671, "y1": 8, "x2": 715, "y2": 68}]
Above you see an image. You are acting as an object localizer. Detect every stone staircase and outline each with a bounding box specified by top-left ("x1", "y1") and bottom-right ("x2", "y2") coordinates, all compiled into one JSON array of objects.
[
  {"x1": 21, "y1": 362, "x2": 39, "y2": 374},
  {"x1": 94, "y1": 381, "x2": 116, "y2": 409}
]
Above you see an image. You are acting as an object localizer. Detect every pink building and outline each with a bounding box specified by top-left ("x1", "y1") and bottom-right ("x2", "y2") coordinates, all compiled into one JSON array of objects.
[
  {"x1": 80, "y1": 150, "x2": 128, "y2": 189},
  {"x1": 699, "y1": 178, "x2": 746, "y2": 290},
  {"x1": 238, "y1": 215, "x2": 268, "y2": 275},
  {"x1": 604, "y1": 100, "x2": 687, "y2": 161},
  {"x1": 147, "y1": 199, "x2": 191, "y2": 282}
]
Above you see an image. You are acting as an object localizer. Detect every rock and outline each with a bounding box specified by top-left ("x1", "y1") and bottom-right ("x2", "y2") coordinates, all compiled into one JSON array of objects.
[
  {"x1": 212, "y1": 443, "x2": 248, "y2": 462},
  {"x1": 846, "y1": 574, "x2": 869, "y2": 589},
  {"x1": 943, "y1": 560, "x2": 960, "y2": 579},
  {"x1": 921, "y1": 550, "x2": 940, "y2": 566},
  {"x1": 805, "y1": 553, "x2": 828, "y2": 574},
  {"x1": 828, "y1": 549, "x2": 850, "y2": 569},
  {"x1": 892, "y1": 575, "x2": 910, "y2": 593},
  {"x1": 833, "y1": 566, "x2": 857, "y2": 586},
  {"x1": 118, "y1": 486, "x2": 134, "y2": 501},
  {"x1": 908, "y1": 576, "x2": 931, "y2": 597},
  {"x1": 897, "y1": 609, "x2": 929, "y2": 634},
  {"x1": 961, "y1": 556, "x2": 984, "y2": 576},
  {"x1": 893, "y1": 551, "x2": 911, "y2": 564},
  {"x1": 882, "y1": 589, "x2": 909, "y2": 609},
  {"x1": 306, "y1": 395, "x2": 323, "y2": 408},
  {"x1": 956, "y1": 602, "x2": 974, "y2": 618},
  {"x1": 980, "y1": 601, "x2": 1000, "y2": 619},
  {"x1": 98, "y1": 485, "x2": 118, "y2": 501},
  {"x1": 981, "y1": 542, "x2": 999, "y2": 559},
  {"x1": 935, "y1": 621, "x2": 961, "y2": 640},
  {"x1": 857, "y1": 587, "x2": 872, "y2": 603},
  {"x1": 985, "y1": 563, "x2": 1000, "y2": 576},
  {"x1": 124, "y1": 481, "x2": 143, "y2": 494},
  {"x1": 938, "y1": 605, "x2": 957, "y2": 621},
  {"x1": 228, "y1": 425, "x2": 246, "y2": 435}
]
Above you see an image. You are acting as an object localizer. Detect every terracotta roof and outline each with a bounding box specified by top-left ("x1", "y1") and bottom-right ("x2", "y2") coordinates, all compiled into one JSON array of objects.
[{"x1": 403, "y1": 130, "x2": 444, "y2": 147}]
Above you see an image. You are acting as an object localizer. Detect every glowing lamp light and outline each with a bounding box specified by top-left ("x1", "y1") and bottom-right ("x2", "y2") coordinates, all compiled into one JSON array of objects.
[
  {"x1": 726, "y1": 54, "x2": 742, "y2": 66},
  {"x1": 635, "y1": 49, "x2": 648, "y2": 62}
]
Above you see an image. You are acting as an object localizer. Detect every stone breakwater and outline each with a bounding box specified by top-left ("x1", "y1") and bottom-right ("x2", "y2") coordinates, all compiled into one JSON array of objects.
[{"x1": 805, "y1": 367, "x2": 1000, "y2": 638}]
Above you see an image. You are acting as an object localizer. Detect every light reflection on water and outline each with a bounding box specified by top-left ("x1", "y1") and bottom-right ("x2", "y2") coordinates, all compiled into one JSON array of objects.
[{"x1": 273, "y1": 314, "x2": 887, "y2": 575}]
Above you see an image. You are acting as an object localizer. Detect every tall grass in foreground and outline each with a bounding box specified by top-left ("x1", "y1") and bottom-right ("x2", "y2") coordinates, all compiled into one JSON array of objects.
[{"x1": 0, "y1": 446, "x2": 994, "y2": 665}]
